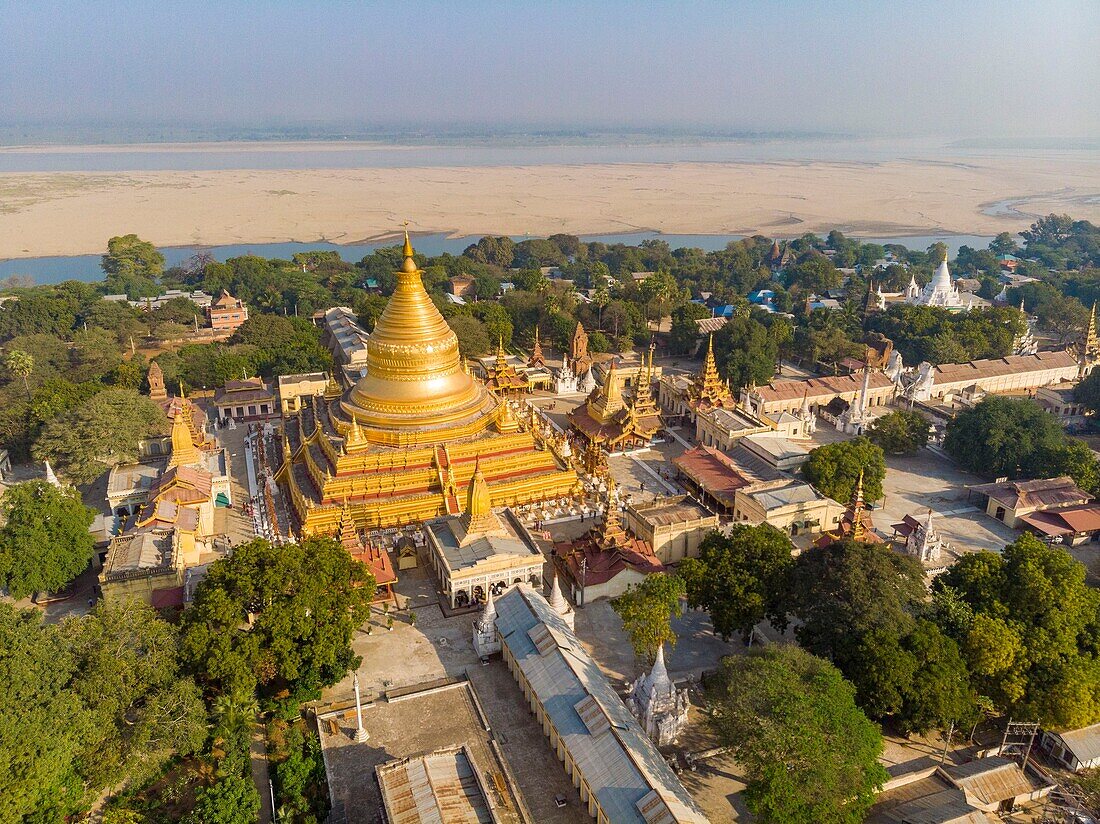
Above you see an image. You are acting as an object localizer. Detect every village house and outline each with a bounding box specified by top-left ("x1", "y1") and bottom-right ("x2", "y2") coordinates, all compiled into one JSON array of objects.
[
  {"x1": 968, "y1": 476, "x2": 1092, "y2": 529},
  {"x1": 213, "y1": 377, "x2": 277, "y2": 421},
  {"x1": 1040, "y1": 723, "x2": 1100, "y2": 772},
  {"x1": 205, "y1": 289, "x2": 248, "y2": 333}
]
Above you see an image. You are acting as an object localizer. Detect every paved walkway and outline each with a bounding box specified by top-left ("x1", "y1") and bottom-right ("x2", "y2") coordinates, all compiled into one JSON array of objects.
[{"x1": 251, "y1": 720, "x2": 273, "y2": 824}]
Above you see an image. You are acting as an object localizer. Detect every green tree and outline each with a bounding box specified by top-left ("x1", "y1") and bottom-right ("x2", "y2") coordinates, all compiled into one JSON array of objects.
[
  {"x1": 786, "y1": 540, "x2": 972, "y2": 732},
  {"x1": 0, "y1": 603, "x2": 88, "y2": 822},
  {"x1": 33, "y1": 388, "x2": 169, "y2": 484},
  {"x1": 706, "y1": 646, "x2": 888, "y2": 824},
  {"x1": 65, "y1": 600, "x2": 207, "y2": 790},
  {"x1": 679, "y1": 526, "x2": 792, "y2": 643},
  {"x1": 4, "y1": 347, "x2": 34, "y2": 395},
  {"x1": 610, "y1": 572, "x2": 686, "y2": 663},
  {"x1": 713, "y1": 313, "x2": 778, "y2": 392},
  {"x1": 188, "y1": 773, "x2": 260, "y2": 824},
  {"x1": 1074, "y1": 366, "x2": 1100, "y2": 415},
  {"x1": 447, "y1": 314, "x2": 491, "y2": 358},
  {"x1": 944, "y1": 396, "x2": 1078, "y2": 481},
  {"x1": 0, "y1": 481, "x2": 95, "y2": 599},
  {"x1": 989, "y1": 232, "x2": 1019, "y2": 256},
  {"x1": 867, "y1": 410, "x2": 931, "y2": 455},
  {"x1": 668, "y1": 302, "x2": 712, "y2": 355},
  {"x1": 934, "y1": 534, "x2": 1100, "y2": 728},
  {"x1": 181, "y1": 537, "x2": 375, "y2": 697},
  {"x1": 800, "y1": 437, "x2": 886, "y2": 503},
  {"x1": 102, "y1": 234, "x2": 165, "y2": 298},
  {"x1": 229, "y1": 315, "x2": 332, "y2": 378}
]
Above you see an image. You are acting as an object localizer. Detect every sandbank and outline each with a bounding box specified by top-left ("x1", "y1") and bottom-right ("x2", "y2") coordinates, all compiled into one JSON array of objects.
[{"x1": 1, "y1": 156, "x2": 1098, "y2": 258}]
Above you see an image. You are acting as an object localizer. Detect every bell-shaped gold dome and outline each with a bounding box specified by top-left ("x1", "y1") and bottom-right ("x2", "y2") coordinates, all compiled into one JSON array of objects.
[{"x1": 341, "y1": 230, "x2": 498, "y2": 445}]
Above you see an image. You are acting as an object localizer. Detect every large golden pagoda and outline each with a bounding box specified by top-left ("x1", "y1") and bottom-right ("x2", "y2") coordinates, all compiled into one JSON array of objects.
[{"x1": 276, "y1": 230, "x2": 579, "y2": 534}]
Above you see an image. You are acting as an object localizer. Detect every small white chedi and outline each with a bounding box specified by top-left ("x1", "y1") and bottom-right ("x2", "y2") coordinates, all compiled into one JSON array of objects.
[{"x1": 628, "y1": 643, "x2": 689, "y2": 746}]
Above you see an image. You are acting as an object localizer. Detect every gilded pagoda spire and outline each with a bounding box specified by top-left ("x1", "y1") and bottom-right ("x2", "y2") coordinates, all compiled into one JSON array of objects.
[
  {"x1": 336, "y1": 498, "x2": 361, "y2": 553},
  {"x1": 849, "y1": 470, "x2": 866, "y2": 542},
  {"x1": 631, "y1": 346, "x2": 658, "y2": 415},
  {"x1": 1083, "y1": 302, "x2": 1099, "y2": 360},
  {"x1": 586, "y1": 360, "x2": 624, "y2": 423},
  {"x1": 167, "y1": 406, "x2": 199, "y2": 468},
  {"x1": 595, "y1": 479, "x2": 628, "y2": 550},
  {"x1": 461, "y1": 457, "x2": 496, "y2": 535}
]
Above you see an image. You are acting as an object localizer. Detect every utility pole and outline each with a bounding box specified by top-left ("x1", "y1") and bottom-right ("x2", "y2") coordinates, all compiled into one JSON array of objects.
[{"x1": 939, "y1": 720, "x2": 955, "y2": 765}]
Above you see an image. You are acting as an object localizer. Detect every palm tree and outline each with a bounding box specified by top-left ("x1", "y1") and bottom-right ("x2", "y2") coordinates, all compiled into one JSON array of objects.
[
  {"x1": 211, "y1": 690, "x2": 260, "y2": 741},
  {"x1": 4, "y1": 349, "x2": 33, "y2": 396}
]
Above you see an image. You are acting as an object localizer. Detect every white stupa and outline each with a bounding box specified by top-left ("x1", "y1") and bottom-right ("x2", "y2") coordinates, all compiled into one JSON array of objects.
[
  {"x1": 472, "y1": 588, "x2": 502, "y2": 658},
  {"x1": 628, "y1": 644, "x2": 689, "y2": 746},
  {"x1": 547, "y1": 570, "x2": 574, "y2": 630},
  {"x1": 907, "y1": 259, "x2": 966, "y2": 309}
]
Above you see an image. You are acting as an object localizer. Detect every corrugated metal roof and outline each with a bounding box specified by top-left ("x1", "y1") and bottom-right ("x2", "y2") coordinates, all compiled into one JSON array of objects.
[
  {"x1": 376, "y1": 746, "x2": 493, "y2": 824},
  {"x1": 944, "y1": 757, "x2": 1037, "y2": 806},
  {"x1": 494, "y1": 585, "x2": 709, "y2": 824},
  {"x1": 1055, "y1": 722, "x2": 1100, "y2": 763}
]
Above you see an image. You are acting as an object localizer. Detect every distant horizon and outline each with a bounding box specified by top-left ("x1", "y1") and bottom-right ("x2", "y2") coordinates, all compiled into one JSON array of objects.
[{"x1": 1, "y1": 124, "x2": 1098, "y2": 151}]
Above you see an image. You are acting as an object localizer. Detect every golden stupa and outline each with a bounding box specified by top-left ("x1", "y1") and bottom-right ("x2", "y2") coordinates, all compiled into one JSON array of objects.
[{"x1": 276, "y1": 229, "x2": 579, "y2": 534}]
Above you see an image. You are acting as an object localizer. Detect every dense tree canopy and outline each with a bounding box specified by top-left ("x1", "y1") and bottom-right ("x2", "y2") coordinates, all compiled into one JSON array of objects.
[
  {"x1": 800, "y1": 437, "x2": 886, "y2": 503},
  {"x1": 0, "y1": 601, "x2": 207, "y2": 821},
  {"x1": 33, "y1": 388, "x2": 169, "y2": 484},
  {"x1": 867, "y1": 410, "x2": 931, "y2": 455},
  {"x1": 0, "y1": 603, "x2": 88, "y2": 821},
  {"x1": 788, "y1": 540, "x2": 973, "y2": 733},
  {"x1": 0, "y1": 481, "x2": 95, "y2": 598},
  {"x1": 865, "y1": 304, "x2": 1022, "y2": 366},
  {"x1": 181, "y1": 537, "x2": 375, "y2": 697},
  {"x1": 944, "y1": 396, "x2": 1100, "y2": 492},
  {"x1": 63, "y1": 600, "x2": 207, "y2": 791},
  {"x1": 679, "y1": 526, "x2": 792, "y2": 643},
  {"x1": 102, "y1": 234, "x2": 165, "y2": 299},
  {"x1": 228, "y1": 314, "x2": 332, "y2": 378},
  {"x1": 934, "y1": 534, "x2": 1100, "y2": 729},
  {"x1": 706, "y1": 646, "x2": 888, "y2": 824},
  {"x1": 712, "y1": 313, "x2": 779, "y2": 392}
]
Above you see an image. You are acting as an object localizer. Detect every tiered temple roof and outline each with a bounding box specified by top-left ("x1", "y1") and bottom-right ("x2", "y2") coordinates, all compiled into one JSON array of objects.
[
  {"x1": 554, "y1": 481, "x2": 664, "y2": 589},
  {"x1": 688, "y1": 335, "x2": 736, "y2": 415},
  {"x1": 568, "y1": 352, "x2": 662, "y2": 450},
  {"x1": 815, "y1": 470, "x2": 881, "y2": 546},
  {"x1": 275, "y1": 230, "x2": 578, "y2": 535},
  {"x1": 335, "y1": 498, "x2": 397, "y2": 593},
  {"x1": 483, "y1": 338, "x2": 531, "y2": 394},
  {"x1": 147, "y1": 363, "x2": 212, "y2": 450},
  {"x1": 528, "y1": 326, "x2": 547, "y2": 368}
]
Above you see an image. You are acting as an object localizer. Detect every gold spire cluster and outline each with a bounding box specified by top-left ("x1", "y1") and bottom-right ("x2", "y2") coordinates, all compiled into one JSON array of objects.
[
  {"x1": 595, "y1": 479, "x2": 629, "y2": 550},
  {"x1": 630, "y1": 345, "x2": 658, "y2": 417},
  {"x1": 691, "y1": 335, "x2": 735, "y2": 410},
  {"x1": 586, "y1": 360, "x2": 624, "y2": 423},
  {"x1": 167, "y1": 406, "x2": 200, "y2": 468},
  {"x1": 1081, "y1": 302, "x2": 1100, "y2": 364}
]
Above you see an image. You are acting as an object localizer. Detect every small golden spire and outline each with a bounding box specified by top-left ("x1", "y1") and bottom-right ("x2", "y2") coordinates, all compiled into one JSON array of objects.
[
  {"x1": 178, "y1": 379, "x2": 186, "y2": 399},
  {"x1": 400, "y1": 221, "x2": 417, "y2": 273}
]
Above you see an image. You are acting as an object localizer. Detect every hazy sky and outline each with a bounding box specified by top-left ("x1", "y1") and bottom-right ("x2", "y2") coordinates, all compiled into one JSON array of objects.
[{"x1": 1, "y1": 0, "x2": 1097, "y2": 139}]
